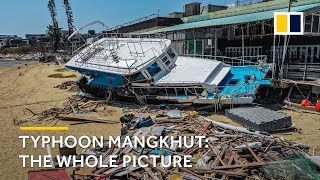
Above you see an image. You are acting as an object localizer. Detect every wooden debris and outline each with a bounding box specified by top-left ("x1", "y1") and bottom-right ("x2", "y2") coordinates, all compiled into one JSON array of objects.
[
  {"x1": 28, "y1": 106, "x2": 316, "y2": 179},
  {"x1": 59, "y1": 116, "x2": 119, "y2": 124}
]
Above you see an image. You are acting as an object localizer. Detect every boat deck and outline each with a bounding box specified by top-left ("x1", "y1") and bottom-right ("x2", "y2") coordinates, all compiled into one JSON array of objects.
[
  {"x1": 155, "y1": 56, "x2": 231, "y2": 87},
  {"x1": 66, "y1": 38, "x2": 171, "y2": 75}
]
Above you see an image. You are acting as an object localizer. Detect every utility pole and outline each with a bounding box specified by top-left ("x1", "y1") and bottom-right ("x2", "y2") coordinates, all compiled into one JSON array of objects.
[
  {"x1": 279, "y1": 0, "x2": 296, "y2": 79},
  {"x1": 273, "y1": 0, "x2": 297, "y2": 79}
]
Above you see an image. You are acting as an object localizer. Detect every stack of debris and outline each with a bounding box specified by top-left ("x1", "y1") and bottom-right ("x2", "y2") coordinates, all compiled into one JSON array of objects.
[
  {"x1": 226, "y1": 106, "x2": 293, "y2": 132},
  {"x1": 67, "y1": 111, "x2": 318, "y2": 180},
  {"x1": 54, "y1": 81, "x2": 77, "y2": 91},
  {"x1": 15, "y1": 95, "x2": 109, "y2": 126}
]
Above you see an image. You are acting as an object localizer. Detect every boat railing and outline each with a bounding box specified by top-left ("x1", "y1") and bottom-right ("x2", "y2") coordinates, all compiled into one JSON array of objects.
[
  {"x1": 182, "y1": 54, "x2": 268, "y2": 66},
  {"x1": 74, "y1": 42, "x2": 163, "y2": 72},
  {"x1": 131, "y1": 84, "x2": 254, "y2": 100},
  {"x1": 68, "y1": 20, "x2": 168, "y2": 56},
  {"x1": 71, "y1": 32, "x2": 168, "y2": 55},
  {"x1": 71, "y1": 30, "x2": 168, "y2": 72},
  {"x1": 74, "y1": 49, "x2": 160, "y2": 73},
  {"x1": 68, "y1": 21, "x2": 168, "y2": 72}
]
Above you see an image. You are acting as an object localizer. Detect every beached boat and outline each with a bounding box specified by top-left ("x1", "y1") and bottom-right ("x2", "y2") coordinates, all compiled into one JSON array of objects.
[{"x1": 65, "y1": 25, "x2": 270, "y2": 105}]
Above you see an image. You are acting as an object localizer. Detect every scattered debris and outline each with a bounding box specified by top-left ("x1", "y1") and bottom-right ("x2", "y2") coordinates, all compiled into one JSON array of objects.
[
  {"x1": 28, "y1": 169, "x2": 72, "y2": 180},
  {"x1": 54, "y1": 81, "x2": 77, "y2": 91},
  {"x1": 15, "y1": 95, "x2": 108, "y2": 126},
  {"x1": 20, "y1": 88, "x2": 318, "y2": 179},
  {"x1": 59, "y1": 115, "x2": 119, "y2": 125},
  {"x1": 166, "y1": 109, "x2": 181, "y2": 119},
  {"x1": 61, "y1": 111, "x2": 317, "y2": 180}
]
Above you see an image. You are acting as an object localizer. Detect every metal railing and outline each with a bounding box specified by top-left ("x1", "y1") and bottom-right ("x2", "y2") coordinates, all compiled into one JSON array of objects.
[
  {"x1": 69, "y1": 23, "x2": 167, "y2": 57},
  {"x1": 68, "y1": 21, "x2": 171, "y2": 73},
  {"x1": 283, "y1": 63, "x2": 320, "y2": 81},
  {"x1": 131, "y1": 82, "x2": 257, "y2": 100},
  {"x1": 106, "y1": 14, "x2": 158, "y2": 32},
  {"x1": 182, "y1": 54, "x2": 268, "y2": 66}
]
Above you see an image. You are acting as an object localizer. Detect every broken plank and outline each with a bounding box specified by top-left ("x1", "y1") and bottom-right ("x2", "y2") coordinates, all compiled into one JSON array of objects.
[
  {"x1": 179, "y1": 167, "x2": 208, "y2": 180},
  {"x1": 214, "y1": 162, "x2": 265, "y2": 170},
  {"x1": 195, "y1": 169, "x2": 248, "y2": 177},
  {"x1": 246, "y1": 143, "x2": 263, "y2": 163},
  {"x1": 58, "y1": 116, "x2": 119, "y2": 124}
]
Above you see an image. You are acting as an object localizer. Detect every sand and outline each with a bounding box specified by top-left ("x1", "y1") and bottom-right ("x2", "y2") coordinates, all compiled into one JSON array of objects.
[
  {"x1": 0, "y1": 62, "x2": 319, "y2": 179},
  {"x1": 0, "y1": 62, "x2": 121, "y2": 179}
]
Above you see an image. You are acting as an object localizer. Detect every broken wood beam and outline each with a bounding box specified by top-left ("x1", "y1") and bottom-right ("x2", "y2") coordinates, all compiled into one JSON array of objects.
[
  {"x1": 58, "y1": 116, "x2": 119, "y2": 124},
  {"x1": 213, "y1": 162, "x2": 265, "y2": 170},
  {"x1": 179, "y1": 167, "x2": 208, "y2": 180},
  {"x1": 195, "y1": 169, "x2": 248, "y2": 177}
]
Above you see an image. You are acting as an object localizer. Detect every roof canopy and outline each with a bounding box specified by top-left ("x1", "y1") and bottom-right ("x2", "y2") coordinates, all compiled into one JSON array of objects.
[{"x1": 143, "y1": 2, "x2": 320, "y2": 34}]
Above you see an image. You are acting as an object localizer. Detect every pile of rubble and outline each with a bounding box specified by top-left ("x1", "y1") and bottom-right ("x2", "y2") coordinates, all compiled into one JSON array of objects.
[
  {"x1": 67, "y1": 110, "x2": 319, "y2": 180},
  {"x1": 15, "y1": 95, "x2": 109, "y2": 126},
  {"x1": 54, "y1": 81, "x2": 77, "y2": 91}
]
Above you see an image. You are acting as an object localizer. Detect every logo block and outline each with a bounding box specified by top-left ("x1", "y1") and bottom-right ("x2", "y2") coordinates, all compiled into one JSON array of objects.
[{"x1": 274, "y1": 12, "x2": 304, "y2": 35}]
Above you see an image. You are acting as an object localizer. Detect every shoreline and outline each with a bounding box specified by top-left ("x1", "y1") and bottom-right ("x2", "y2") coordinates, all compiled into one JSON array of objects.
[{"x1": 0, "y1": 59, "x2": 33, "y2": 67}]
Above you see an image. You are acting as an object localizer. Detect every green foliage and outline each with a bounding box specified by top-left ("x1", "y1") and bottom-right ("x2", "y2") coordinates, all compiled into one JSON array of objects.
[
  {"x1": 47, "y1": 73, "x2": 77, "y2": 78},
  {"x1": 63, "y1": 0, "x2": 75, "y2": 35},
  {"x1": 0, "y1": 45, "x2": 33, "y2": 54},
  {"x1": 54, "y1": 68, "x2": 68, "y2": 72},
  {"x1": 47, "y1": 24, "x2": 62, "y2": 51},
  {"x1": 47, "y1": 0, "x2": 61, "y2": 51}
]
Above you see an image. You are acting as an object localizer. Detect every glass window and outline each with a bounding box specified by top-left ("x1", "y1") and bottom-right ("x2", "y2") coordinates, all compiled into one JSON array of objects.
[
  {"x1": 161, "y1": 55, "x2": 172, "y2": 66},
  {"x1": 312, "y1": 15, "x2": 319, "y2": 33},
  {"x1": 228, "y1": 79, "x2": 239, "y2": 85},
  {"x1": 131, "y1": 72, "x2": 145, "y2": 81},
  {"x1": 161, "y1": 56, "x2": 168, "y2": 63},
  {"x1": 196, "y1": 40, "x2": 203, "y2": 55},
  {"x1": 167, "y1": 48, "x2": 176, "y2": 59},
  {"x1": 146, "y1": 62, "x2": 161, "y2": 77}
]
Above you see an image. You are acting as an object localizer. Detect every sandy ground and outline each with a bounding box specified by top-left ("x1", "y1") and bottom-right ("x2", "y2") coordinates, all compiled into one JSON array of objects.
[
  {"x1": 0, "y1": 62, "x2": 319, "y2": 179},
  {"x1": 0, "y1": 62, "x2": 121, "y2": 179}
]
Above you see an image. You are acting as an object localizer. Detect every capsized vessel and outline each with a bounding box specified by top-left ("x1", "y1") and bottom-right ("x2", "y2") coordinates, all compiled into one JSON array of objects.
[{"x1": 65, "y1": 24, "x2": 270, "y2": 105}]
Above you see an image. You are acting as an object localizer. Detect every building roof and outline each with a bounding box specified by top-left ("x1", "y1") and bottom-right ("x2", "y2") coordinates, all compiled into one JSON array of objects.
[
  {"x1": 143, "y1": 2, "x2": 320, "y2": 34},
  {"x1": 107, "y1": 17, "x2": 183, "y2": 33},
  {"x1": 183, "y1": 0, "x2": 320, "y2": 23}
]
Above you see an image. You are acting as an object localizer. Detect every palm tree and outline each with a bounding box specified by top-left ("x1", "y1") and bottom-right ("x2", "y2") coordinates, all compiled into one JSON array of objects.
[
  {"x1": 63, "y1": 0, "x2": 75, "y2": 36},
  {"x1": 47, "y1": 0, "x2": 61, "y2": 51},
  {"x1": 47, "y1": 24, "x2": 62, "y2": 51}
]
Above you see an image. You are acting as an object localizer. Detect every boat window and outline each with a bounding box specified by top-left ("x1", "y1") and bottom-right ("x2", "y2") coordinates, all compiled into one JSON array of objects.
[
  {"x1": 167, "y1": 48, "x2": 176, "y2": 59},
  {"x1": 161, "y1": 55, "x2": 172, "y2": 66},
  {"x1": 130, "y1": 72, "x2": 145, "y2": 81},
  {"x1": 146, "y1": 62, "x2": 161, "y2": 77},
  {"x1": 228, "y1": 79, "x2": 239, "y2": 85},
  {"x1": 162, "y1": 56, "x2": 168, "y2": 63}
]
